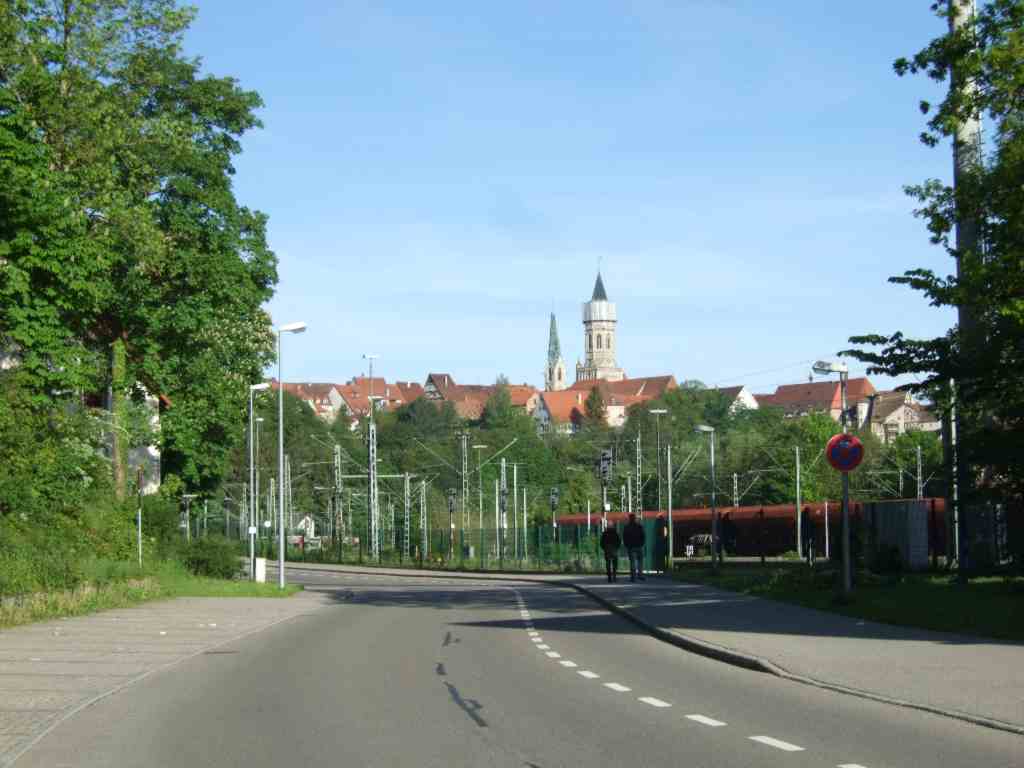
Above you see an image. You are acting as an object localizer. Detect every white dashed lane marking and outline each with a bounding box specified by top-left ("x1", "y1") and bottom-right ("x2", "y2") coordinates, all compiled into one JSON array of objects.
[
  {"x1": 837, "y1": 764, "x2": 870, "y2": 768},
  {"x1": 545, "y1": 651, "x2": 561, "y2": 659},
  {"x1": 527, "y1": 631, "x2": 539, "y2": 637},
  {"x1": 749, "y1": 736, "x2": 804, "y2": 752},
  {"x1": 537, "y1": 644, "x2": 550, "y2": 650},
  {"x1": 559, "y1": 661, "x2": 577, "y2": 668},
  {"x1": 531, "y1": 638, "x2": 543, "y2": 643},
  {"x1": 685, "y1": 715, "x2": 727, "y2": 727},
  {"x1": 639, "y1": 697, "x2": 671, "y2": 708},
  {"x1": 577, "y1": 671, "x2": 600, "y2": 680},
  {"x1": 603, "y1": 683, "x2": 631, "y2": 692}
]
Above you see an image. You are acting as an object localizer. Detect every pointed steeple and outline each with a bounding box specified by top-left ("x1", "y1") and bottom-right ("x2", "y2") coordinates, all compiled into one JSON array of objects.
[
  {"x1": 547, "y1": 313, "x2": 561, "y2": 365},
  {"x1": 591, "y1": 272, "x2": 608, "y2": 302}
]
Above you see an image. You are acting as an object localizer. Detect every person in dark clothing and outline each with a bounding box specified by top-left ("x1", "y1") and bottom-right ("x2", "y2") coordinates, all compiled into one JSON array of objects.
[
  {"x1": 653, "y1": 514, "x2": 669, "y2": 574},
  {"x1": 802, "y1": 507, "x2": 817, "y2": 566},
  {"x1": 721, "y1": 513, "x2": 738, "y2": 557},
  {"x1": 599, "y1": 525, "x2": 622, "y2": 582},
  {"x1": 622, "y1": 513, "x2": 646, "y2": 582}
]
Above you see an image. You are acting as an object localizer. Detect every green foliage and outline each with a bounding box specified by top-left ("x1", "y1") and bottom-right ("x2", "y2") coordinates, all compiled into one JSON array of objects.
[
  {"x1": 175, "y1": 536, "x2": 240, "y2": 579},
  {"x1": 583, "y1": 386, "x2": 607, "y2": 428},
  {"x1": 846, "y1": 0, "x2": 1024, "y2": 501}
]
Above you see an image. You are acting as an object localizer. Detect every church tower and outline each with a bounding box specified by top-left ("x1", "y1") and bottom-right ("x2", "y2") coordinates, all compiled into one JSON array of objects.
[
  {"x1": 575, "y1": 272, "x2": 624, "y2": 383},
  {"x1": 544, "y1": 313, "x2": 567, "y2": 391}
]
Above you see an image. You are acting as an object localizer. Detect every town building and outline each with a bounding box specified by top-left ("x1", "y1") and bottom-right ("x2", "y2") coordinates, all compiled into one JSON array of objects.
[{"x1": 575, "y1": 273, "x2": 625, "y2": 383}]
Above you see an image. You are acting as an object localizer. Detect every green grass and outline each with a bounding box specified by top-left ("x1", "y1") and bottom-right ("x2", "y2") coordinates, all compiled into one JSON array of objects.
[
  {"x1": 0, "y1": 559, "x2": 301, "y2": 629},
  {"x1": 672, "y1": 563, "x2": 1024, "y2": 642}
]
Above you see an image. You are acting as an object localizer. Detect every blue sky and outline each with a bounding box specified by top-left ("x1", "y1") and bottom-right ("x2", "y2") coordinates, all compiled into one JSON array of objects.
[{"x1": 185, "y1": 1, "x2": 955, "y2": 394}]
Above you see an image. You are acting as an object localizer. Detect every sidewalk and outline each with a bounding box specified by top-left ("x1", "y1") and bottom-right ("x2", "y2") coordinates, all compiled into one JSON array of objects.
[
  {"x1": 281, "y1": 562, "x2": 1024, "y2": 733},
  {"x1": 0, "y1": 592, "x2": 329, "y2": 767}
]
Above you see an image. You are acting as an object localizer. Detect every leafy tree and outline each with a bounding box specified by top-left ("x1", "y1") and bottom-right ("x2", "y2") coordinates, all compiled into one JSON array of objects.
[
  {"x1": 845, "y1": 0, "x2": 1024, "y2": 500},
  {"x1": 583, "y1": 386, "x2": 606, "y2": 428},
  {"x1": 481, "y1": 382, "x2": 515, "y2": 430}
]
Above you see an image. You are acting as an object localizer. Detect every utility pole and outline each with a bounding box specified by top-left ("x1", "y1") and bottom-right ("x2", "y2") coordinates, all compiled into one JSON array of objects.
[
  {"x1": 368, "y1": 418, "x2": 379, "y2": 562},
  {"x1": 136, "y1": 468, "x2": 144, "y2": 567},
  {"x1": 522, "y1": 486, "x2": 528, "y2": 559},
  {"x1": 635, "y1": 433, "x2": 642, "y2": 518},
  {"x1": 460, "y1": 433, "x2": 470, "y2": 533},
  {"x1": 626, "y1": 474, "x2": 633, "y2": 515},
  {"x1": 666, "y1": 444, "x2": 673, "y2": 564},
  {"x1": 500, "y1": 458, "x2": 508, "y2": 560},
  {"x1": 795, "y1": 445, "x2": 802, "y2": 559},
  {"x1": 512, "y1": 463, "x2": 519, "y2": 559},
  {"x1": 420, "y1": 479, "x2": 428, "y2": 560},
  {"x1": 403, "y1": 472, "x2": 411, "y2": 560},
  {"x1": 917, "y1": 445, "x2": 924, "y2": 500}
]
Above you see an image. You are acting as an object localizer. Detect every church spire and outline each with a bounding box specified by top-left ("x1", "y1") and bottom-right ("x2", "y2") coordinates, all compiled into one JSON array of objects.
[
  {"x1": 591, "y1": 272, "x2": 608, "y2": 302},
  {"x1": 545, "y1": 312, "x2": 567, "y2": 391},
  {"x1": 547, "y1": 313, "x2": 561, "y2": 364}
]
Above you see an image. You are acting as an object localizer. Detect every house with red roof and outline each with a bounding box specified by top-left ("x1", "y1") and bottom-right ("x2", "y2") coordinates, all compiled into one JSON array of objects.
[{"x1": 755, "y1": 377, "x2": 876, "y2": 425}]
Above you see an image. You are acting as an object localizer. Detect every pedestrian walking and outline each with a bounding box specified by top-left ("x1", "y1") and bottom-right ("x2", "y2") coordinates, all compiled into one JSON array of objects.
[
  {"x1": 622, "y1": 513, "x2": 645, "y2": 582},
  {"x1": 802, "y1": 506, "x2": 817, "y2": 566},
  {"x1": 654, "y1": 513, "x2": 669, "y2": 574},
  {"x1": 600, "y1": 524, "x2": 622, "y2": 583}
]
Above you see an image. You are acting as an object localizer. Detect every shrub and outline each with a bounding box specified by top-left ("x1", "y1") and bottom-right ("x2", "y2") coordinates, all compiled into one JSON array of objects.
[{"x1": 177, "y1": 537, "x2": 240, "y2": 579}]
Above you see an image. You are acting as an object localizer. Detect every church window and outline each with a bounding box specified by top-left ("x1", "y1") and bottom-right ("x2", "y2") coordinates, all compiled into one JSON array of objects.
[
  {"x1": 587, "y1": 334, "x2": 592, "y2": 351},
  {"x1": 557, "y1": 369, "x2": 562, "y2": 382},
  {"x1": 607, "y1": 334, "x2": 612, "y2": 350},
  {"x1": 596, "y1": 335, "x2": 602, "y2": 350}
]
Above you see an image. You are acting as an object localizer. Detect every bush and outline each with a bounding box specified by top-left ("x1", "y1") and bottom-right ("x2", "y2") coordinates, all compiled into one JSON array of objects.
[
  {"x1": 177, "y1": 537, "x2": 240, "y2": 579},
  {"x1": 870, "y1": 545, "x2": 904, "y2": 575}
]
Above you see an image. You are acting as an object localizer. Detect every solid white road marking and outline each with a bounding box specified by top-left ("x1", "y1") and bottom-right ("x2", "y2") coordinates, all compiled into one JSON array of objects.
[
  {"x1": 603, "y1": 683, "x2": 631, "y2": 692},
  {"x1": 577, "y1": 671, "x2": 600, "y2": 679},
  {"x1": 749, "y1": 736, "x2": 804, "y2": 752},
  {"x1": 685, "y1": 714, "x2": 727, "y2": 727},
  {"x1": 545, "y1": 651, "x2": 561, "y2": 658},
  {"x1": 837, "y1": 765, "x2": 870, "y2": 768},
  {"x1": 559, "y1": 661, "x2": 577, "y2": 668},
  {"x1": 639, "y1": 697, "x2": 671, "y2": 708}
]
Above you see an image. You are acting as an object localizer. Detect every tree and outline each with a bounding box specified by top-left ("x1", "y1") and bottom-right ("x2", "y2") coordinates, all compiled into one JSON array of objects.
[
  {"x1": 845, "y1": 1, "x2": 1024, "y2": 501},
  {"x1": 583, "y1": 386, "x2": 607, "y2": 428},
  {"x1": 481, "y1": 382, "x2": 515, "y2": 430},
  {"x1": 0, "y1": 1, "x2": 277, "y2": 496}
]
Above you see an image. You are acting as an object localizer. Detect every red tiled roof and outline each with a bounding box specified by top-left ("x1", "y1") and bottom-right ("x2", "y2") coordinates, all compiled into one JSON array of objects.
[
  {"x1": 540, "y1": 390, "x2": 587, "y2": 425},
  {"x1": 758, "y1": 378, "x2": 875, "y2": 414},
  {"x1": 570, "y1": 375, "x2": 678, "y2": 400},
  {"x1": 507, "y1": 385, "x2": 539, "y2": 408}
]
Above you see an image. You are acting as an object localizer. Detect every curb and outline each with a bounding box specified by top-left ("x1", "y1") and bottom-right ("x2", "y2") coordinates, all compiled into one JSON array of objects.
[
  {"x1": 569, "y1": 582, "x2": 1024, "y2": 738},
  {"x1": 279, "y1": 562, "x2": 1024, "y2": 737}
]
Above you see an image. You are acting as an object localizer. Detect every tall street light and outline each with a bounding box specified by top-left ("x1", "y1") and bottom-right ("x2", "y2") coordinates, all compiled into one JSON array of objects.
[
  {"x1": 695, "y1": 425, "x2": 719, "y2": 571},
  {"x1": 276, "y1": 321, "x2": 307, "y2": 589},
  {"x1": 813, "y1": 359, "x2": 852, "y2": 596},
  {"x1": 473, "y1": 444, "x2": 488, "y2": 538},
  {"x1": 649, "y1": 409, "x2": 667, "y2": 515},
  {"x1": 249, "y1": 382, "x2": 270, "y2": 580}
]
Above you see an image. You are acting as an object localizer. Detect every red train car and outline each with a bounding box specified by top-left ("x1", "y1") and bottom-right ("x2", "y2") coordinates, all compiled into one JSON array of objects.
[{"x1": 558, "y1": 498, "x2": 948, "y2": 559}]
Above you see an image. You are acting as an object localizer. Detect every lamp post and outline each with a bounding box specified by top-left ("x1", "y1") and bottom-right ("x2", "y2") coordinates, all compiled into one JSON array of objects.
[
  {"x1": 649, "y1": 409, "x2": 667, "y2": 516},
  {"x1": 695, "y1": 425, "x2": 718, "y2": 571},
  {"x1": 473, "y1": 444, "x2": 488, "y2": 533},
  {"x1": 813, "y1": 360, "x2": 852, "y2": 596},
  {"x1": 276, "y1": 321, "x2": 307, "y2": 589},
  {"x1": 249, "y1": 383, "x2": 270, "y2": 579},
  {"x1": 255, "y1": 417, "x2": 264, "y2": 539}
]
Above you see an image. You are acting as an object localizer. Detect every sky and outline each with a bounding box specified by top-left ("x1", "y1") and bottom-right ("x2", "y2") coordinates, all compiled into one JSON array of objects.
[{"x1": 184, "y1": 1, "x2": 957, "y2": 395}]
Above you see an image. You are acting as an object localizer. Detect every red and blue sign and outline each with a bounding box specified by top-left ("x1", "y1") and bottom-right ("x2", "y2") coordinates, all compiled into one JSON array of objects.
[{"x1": 826, "y1": 433, "x2": 864, "y2": 472}]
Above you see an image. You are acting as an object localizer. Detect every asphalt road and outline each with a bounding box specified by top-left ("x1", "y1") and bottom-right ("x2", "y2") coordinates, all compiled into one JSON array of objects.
[{"x1": 15, "y1": 569, "x2": 1022, "y2": 768}]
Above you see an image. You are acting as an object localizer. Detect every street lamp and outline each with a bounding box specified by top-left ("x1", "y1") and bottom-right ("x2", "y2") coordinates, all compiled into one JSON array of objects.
[
  {"x1": 649, "y1": 409, "x2": 668, "y2": 515},
  {"x1": 276, "y1": 321, "x2": 307, "y2": 589},
  {"x1": 813, "y1": 359, "x2": 853, "y2": 596},
  {"x1": 695, "y1": 425, "x2": 719, "y2": 571},
  {"x1": 812, "y1": 360, "x2": 850, "y2": 429},
  {"x1": 248, "y1": 383, "x2": 270, "y2": 580},
  {"x1": 473, "y1": 444, "x2": 488, "y2": 534}
]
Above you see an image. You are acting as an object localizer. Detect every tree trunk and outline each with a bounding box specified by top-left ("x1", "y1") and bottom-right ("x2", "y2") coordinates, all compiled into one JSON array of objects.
[{"x1": 110, "y1": 337, "x2": 128, "y2": 501}]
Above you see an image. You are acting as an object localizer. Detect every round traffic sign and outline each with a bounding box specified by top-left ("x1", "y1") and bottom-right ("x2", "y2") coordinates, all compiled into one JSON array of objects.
[{"x1": 826, "y1": 433, "x2": 864, "y2": 472}]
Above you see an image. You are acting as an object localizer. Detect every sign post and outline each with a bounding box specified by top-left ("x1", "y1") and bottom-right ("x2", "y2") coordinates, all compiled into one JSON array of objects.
[{"x1": 826, "y1": 433, "x2": 864, "y2": 597}]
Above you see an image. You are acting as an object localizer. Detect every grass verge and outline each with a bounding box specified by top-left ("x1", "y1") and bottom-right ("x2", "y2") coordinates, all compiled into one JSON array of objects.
[
  {"x1": 0, "y1": 560, "x2": 301, "y2": 630},
  {"x1": 672, "y1": 563, "x2": 1024, "y2": 642}
]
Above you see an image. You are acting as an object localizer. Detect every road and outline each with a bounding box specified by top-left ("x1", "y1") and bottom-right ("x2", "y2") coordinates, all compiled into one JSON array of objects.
[{"x1": 15, "y1": 569, "x2": 1022, "y2": 767}]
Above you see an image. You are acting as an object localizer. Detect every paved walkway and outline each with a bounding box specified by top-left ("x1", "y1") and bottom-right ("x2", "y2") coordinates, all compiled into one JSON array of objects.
[
  {"x1": 0, "y1": 593, "x2": 330, "y2": 766},
  {"x1": 280, "y1": 563, "x2": 1024, "y2": 733}
]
